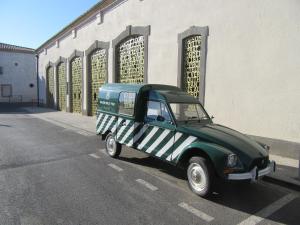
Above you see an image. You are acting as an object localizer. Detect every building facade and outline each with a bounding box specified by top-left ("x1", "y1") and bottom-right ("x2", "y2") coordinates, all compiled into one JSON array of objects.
[
  {"x1": 36, "y1": 0, "x2": 300, "y2": 153},
  {"x1": 0, "y1": 43, "x2": 36, "y2": 103}
]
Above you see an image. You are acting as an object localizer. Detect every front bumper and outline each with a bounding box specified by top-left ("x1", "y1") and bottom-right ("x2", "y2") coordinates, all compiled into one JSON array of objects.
[{"x1": 227, "y1": 161, "x2": 276, "y2": 181}]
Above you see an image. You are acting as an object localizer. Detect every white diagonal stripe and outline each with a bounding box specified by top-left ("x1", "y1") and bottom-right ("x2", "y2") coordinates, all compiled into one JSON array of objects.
[
  {"x1": 102, "y1": 116, "x2": 115, "y2": 133},
  {"x1": 127, "y1": 125, "x2": 148, "y2": 146},
  {"x1": 111, "y1": 117, "x2": 122, "y2": 133},
  {"x1": 117, "y1": 120, "x2": 129, "y2": 139},
  {"x1": 96, "y1": 114, "x2": 109, "y2": 133},
  {"x1": 166, "y1": 136, "x2": 197, "y2": 161},
  {"x1": 237, "y1": 193, "x2": 296, "y2": 225},
  {"x1": 146, "y1": 129, "x2": 170, "y2": 153},
  {"x1": 156, "y1": 132, "x2": 183, "y2": 157},
  {"x1": 120, "y1": 122, "x2": 138, "y2": 144},
  {"x1": 96, "y1": 113, "x2": 103, "y2": 125},
  {"x1": 178, "y1": 202, "x2": 214, "y2": 222},
  {"x1": 137, "y1": 126, "x2": 159, "y2": 150}
]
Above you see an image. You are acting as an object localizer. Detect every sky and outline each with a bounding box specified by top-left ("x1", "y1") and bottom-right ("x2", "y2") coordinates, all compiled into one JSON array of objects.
[{"x1": 0, "y1": 0, "x2": 101, "y2": 49}]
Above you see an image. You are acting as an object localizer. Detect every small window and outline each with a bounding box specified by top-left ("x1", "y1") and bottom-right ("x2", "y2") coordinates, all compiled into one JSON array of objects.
[
  {"x1": 147, "y1": 101, "x2": 161, "y2": 120},
  {"x1": 1, "y1": 84, "x2": 12, "y2": 97},
  {"x1": 0, "y1": 67, "x2": 3, "y2": 75},
  {"x1": 118, "y1": 92, "x2": 136, "y2": 115},
  {"x1": 161, "y1": 103, "x2": 172, "y2": 121},
  {"x1": 146, "y1": 101, "x2": 172, "y2": 122}
]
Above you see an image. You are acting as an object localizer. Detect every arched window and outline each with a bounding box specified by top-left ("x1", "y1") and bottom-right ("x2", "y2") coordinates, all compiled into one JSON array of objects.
[
  {"x1": 112, "y1": 25, "x2": 150, "y2": 83},
  {"x1": 46, "y1": 63, "x2": 55, "y2": 108},
  {"x1": 68, "y1": 51, "x2": 83, "y2": 113},
  {"x1": 116, "y1": 35, "x2": 145, "y2": 83},
  {"x1": 90, "y1": 48, "x2": 107, "y2": 115},
  {"x1": 183, "y1": 35, "x2": 201, "y2": 98},
  {"x1": 178, "y1": 26, "x2": 208, "y2": 105},
  {"x1": 56, "y1": 58, "x2": 67, "y2": 111},
  {"x1": 85, "y1": 41, "x2": 109, "y2": 116}
]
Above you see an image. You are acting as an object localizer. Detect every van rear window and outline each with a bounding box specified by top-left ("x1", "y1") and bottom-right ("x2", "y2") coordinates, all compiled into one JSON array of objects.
[{"x1": 118, "y1": 92, "x2": 136, "y2": 116}]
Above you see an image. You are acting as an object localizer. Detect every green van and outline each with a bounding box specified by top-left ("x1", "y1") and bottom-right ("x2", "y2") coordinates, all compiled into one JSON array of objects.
[{"x1": 96, "y1": 83, "x2": 275, "y2": 197}]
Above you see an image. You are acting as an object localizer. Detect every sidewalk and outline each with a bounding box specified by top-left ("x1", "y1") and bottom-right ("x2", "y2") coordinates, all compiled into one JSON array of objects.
[{"x1": 22, "y1": 106, "x2": 300, "y2": 189}]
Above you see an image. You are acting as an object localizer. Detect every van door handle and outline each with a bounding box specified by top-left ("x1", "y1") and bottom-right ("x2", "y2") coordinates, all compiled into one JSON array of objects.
[{"x1": 144, "y1": 124, "x2": 149, "y2": 128}]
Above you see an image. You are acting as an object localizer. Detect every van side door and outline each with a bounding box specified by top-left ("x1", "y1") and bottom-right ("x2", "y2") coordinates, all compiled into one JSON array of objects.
[{"x1": 136, "y1": 101, "x2": 177, "y2": 160}]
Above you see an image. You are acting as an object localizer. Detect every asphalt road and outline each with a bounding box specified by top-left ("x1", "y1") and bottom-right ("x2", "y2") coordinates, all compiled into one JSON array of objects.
[{"x1": 0, "y1": 105, "x2": 299, "y2": 225}]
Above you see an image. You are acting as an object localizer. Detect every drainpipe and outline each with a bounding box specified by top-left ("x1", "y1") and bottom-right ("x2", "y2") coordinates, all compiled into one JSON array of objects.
[{"x1": 35, "y1": 54, "x2": 39, "y2": 106}]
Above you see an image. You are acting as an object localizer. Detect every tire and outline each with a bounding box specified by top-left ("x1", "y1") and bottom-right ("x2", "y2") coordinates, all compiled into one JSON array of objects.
[
  {"x1": 105, "y1": 133, "x2": 121, "y2": 158},
  {"x1": 187, "y1": 156, "x2": 214, "y2": 197}
]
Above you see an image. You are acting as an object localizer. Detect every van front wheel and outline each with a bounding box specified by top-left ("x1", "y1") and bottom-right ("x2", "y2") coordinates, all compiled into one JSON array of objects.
[
  {"x1": 187, "y1": 156, "x2": 213, "y2": 197},
  {"x1": 105, "y1": 133, "x2": 121, "y2": 158}
]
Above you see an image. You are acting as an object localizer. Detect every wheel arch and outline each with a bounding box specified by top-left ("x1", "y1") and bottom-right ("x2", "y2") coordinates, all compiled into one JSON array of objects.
[
  {"x1": 177, "y1": 142, "x2": 231, "y2": 178},
  {"x1": 101, "y1": 130, "x2": 111, "y2": 140}
]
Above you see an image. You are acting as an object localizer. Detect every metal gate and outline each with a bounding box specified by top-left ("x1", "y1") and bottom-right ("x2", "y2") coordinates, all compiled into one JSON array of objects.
[
  {"x1": 47, "y1": 66, "x2": 55, "y2": 108},
  {"x1": 183, "y1": 35, "x2": 201, "y2": 98},
  {"x1": 90, "y1": 49, "x2": 106, "y2": 116},
  {"x1": 57, "y1": 62, "x2": 66, "y2": 111},
  {"x1": 71, "y1": 57, "x2": 82, "y2": 113},
  {"x1": 116, "y1": 36, "x2": 144, "y2": 83}
]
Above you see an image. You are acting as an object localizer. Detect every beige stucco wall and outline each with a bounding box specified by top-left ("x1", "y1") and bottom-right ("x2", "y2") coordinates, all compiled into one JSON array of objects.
[
  {"x1": 37, "y1": 0, "x2": 300, "y2": 143},
  {"x1": 0, "y1": 51, "x2": 36, "y2": 102}
]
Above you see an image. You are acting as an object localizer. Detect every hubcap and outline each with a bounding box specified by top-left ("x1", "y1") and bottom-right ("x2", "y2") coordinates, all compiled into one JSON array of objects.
[
  {"x1": 188, "y1": 163, "x2": 207, "y2": 192},
  {"x1": 106, "y1": 135, "x2": 116, "y2": 156}
]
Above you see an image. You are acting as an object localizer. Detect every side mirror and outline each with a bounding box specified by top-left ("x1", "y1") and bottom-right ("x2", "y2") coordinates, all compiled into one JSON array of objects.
[
  {"x1": 157, "y1": 115, "x2": 165, "y2": 122},
  {"x1": 211, "y1": 115, "x2": 215, "y2": 120}
]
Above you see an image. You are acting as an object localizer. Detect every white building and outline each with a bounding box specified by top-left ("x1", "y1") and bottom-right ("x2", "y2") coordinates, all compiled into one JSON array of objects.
[
  {"x1": 36, "y1": 0, "x2": 300, "y2": 156},
  {"x1": 0, "y1": 42, "x2": 36, "y2": 103}
]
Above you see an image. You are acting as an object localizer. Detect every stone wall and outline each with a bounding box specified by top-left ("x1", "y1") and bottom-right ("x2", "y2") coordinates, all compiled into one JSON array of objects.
[{"x1": 37, "y1": 0, "x2": 300, "y2": 145}]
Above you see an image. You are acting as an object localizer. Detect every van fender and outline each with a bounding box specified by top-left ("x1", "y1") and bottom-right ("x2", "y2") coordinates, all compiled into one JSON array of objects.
[{"x1": 176, "y1": 141, "x2": 233, "y2": 177}]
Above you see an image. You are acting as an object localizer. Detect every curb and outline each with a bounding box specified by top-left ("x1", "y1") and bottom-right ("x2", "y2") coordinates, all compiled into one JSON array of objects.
[{"x1": 263, "y1": 175, "x2": 300, "y2": 192}]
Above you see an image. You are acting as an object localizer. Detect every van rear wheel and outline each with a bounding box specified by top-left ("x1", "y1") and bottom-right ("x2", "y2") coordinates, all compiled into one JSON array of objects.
[
  {"x1": 105, "y1": 133, "x2": 121, "y2": 158},
  {"x1": 187, "y1": 156, "x2": 213, "y2": 197}
]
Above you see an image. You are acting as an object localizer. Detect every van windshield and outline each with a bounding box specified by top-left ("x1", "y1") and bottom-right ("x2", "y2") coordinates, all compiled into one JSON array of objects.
[{"x1": 169, "y1": 103, "x2": 210, "y2": 122}]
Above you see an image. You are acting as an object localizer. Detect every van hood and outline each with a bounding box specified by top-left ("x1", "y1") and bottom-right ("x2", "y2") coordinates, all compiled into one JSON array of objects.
[{"x1": 178, "y1": 123, "x2": 268, "y2": 167}]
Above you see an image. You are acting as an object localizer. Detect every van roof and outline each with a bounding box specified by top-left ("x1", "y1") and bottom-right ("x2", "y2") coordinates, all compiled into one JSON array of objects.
[
  {"x1": 100, "y1": 83, "x2": 199, "y2": 103},
  {"x1": 100, "y1": 83, "x2": 181, "y2": 94}
]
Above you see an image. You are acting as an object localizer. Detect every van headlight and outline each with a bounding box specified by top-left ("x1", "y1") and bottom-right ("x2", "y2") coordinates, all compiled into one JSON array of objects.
[{"x1": 227, "y1": 154, "x2": 238, "y2": 167}]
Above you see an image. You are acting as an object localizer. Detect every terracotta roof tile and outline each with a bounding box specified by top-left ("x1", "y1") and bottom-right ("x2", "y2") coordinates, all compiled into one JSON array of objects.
[{"x1": 0, "y1": 42, "x2": 35, "y2": 54}]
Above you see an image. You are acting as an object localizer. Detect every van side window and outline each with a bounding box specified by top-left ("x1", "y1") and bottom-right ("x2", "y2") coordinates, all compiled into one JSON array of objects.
[
  {"x1": 147, "y1": 101, "x2": 161, "y2": 120},
  {"x1": 119, "y1": 92, "x2": 136, "y2": 115},
  {"x1": 146, "y1": 101, "x2": 172, "y2": 122},
  {"x1": 161, "y1": 103, "x2": 171, "y2": 122}
]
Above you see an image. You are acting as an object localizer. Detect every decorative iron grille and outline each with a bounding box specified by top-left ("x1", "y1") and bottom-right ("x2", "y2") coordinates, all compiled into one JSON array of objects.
[
  {"x1": 57, "y1": 62, "x2": 66, "y2": 111},
  {"x1": 90, "y1": 49, "x2": 106, "y2": 116},
  {"x1": 183, "y1": 35, "x2": 201, "y2": 98},
  {"x1": 116, "y1": 36, "x2": 144, "y2": 84},
  {"x1": 47, "y1": 66, "x2": 55, "y2": 108},
  {"x1": 71, "y1": 57, "x2": 82, "y2": 113}
]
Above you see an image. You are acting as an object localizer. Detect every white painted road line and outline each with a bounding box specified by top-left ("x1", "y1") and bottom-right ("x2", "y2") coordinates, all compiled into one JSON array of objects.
[
  {"x1": 108, "y1": 163, "x2": 123, "y2": 172},
  {"x1": 269, "y1": 154, "x2": 299, "y2": 168},
  {"x1": 237, "y1": 193, "x2": 297, "y2": 225},
  {"x1": 136, "y1": 179, "x2": 158, "y2": 191},
  {"x1": 178, "y1": 202, "x2": 214, "y2": 222},
  {"x1": 76, "y1": 130, "x2": 93, "y2": 136},
  {"x1": 89, "y1": 153, "x2": 100, "y2": 159}
]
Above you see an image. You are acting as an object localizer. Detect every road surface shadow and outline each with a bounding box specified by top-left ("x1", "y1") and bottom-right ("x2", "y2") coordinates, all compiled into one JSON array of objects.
[
  {"x1": 0, "y1": 103, "x2": 56, "y2": 114},
  {"x1": 118, "y1": 148, "x2": 299, "y2": 225}
]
